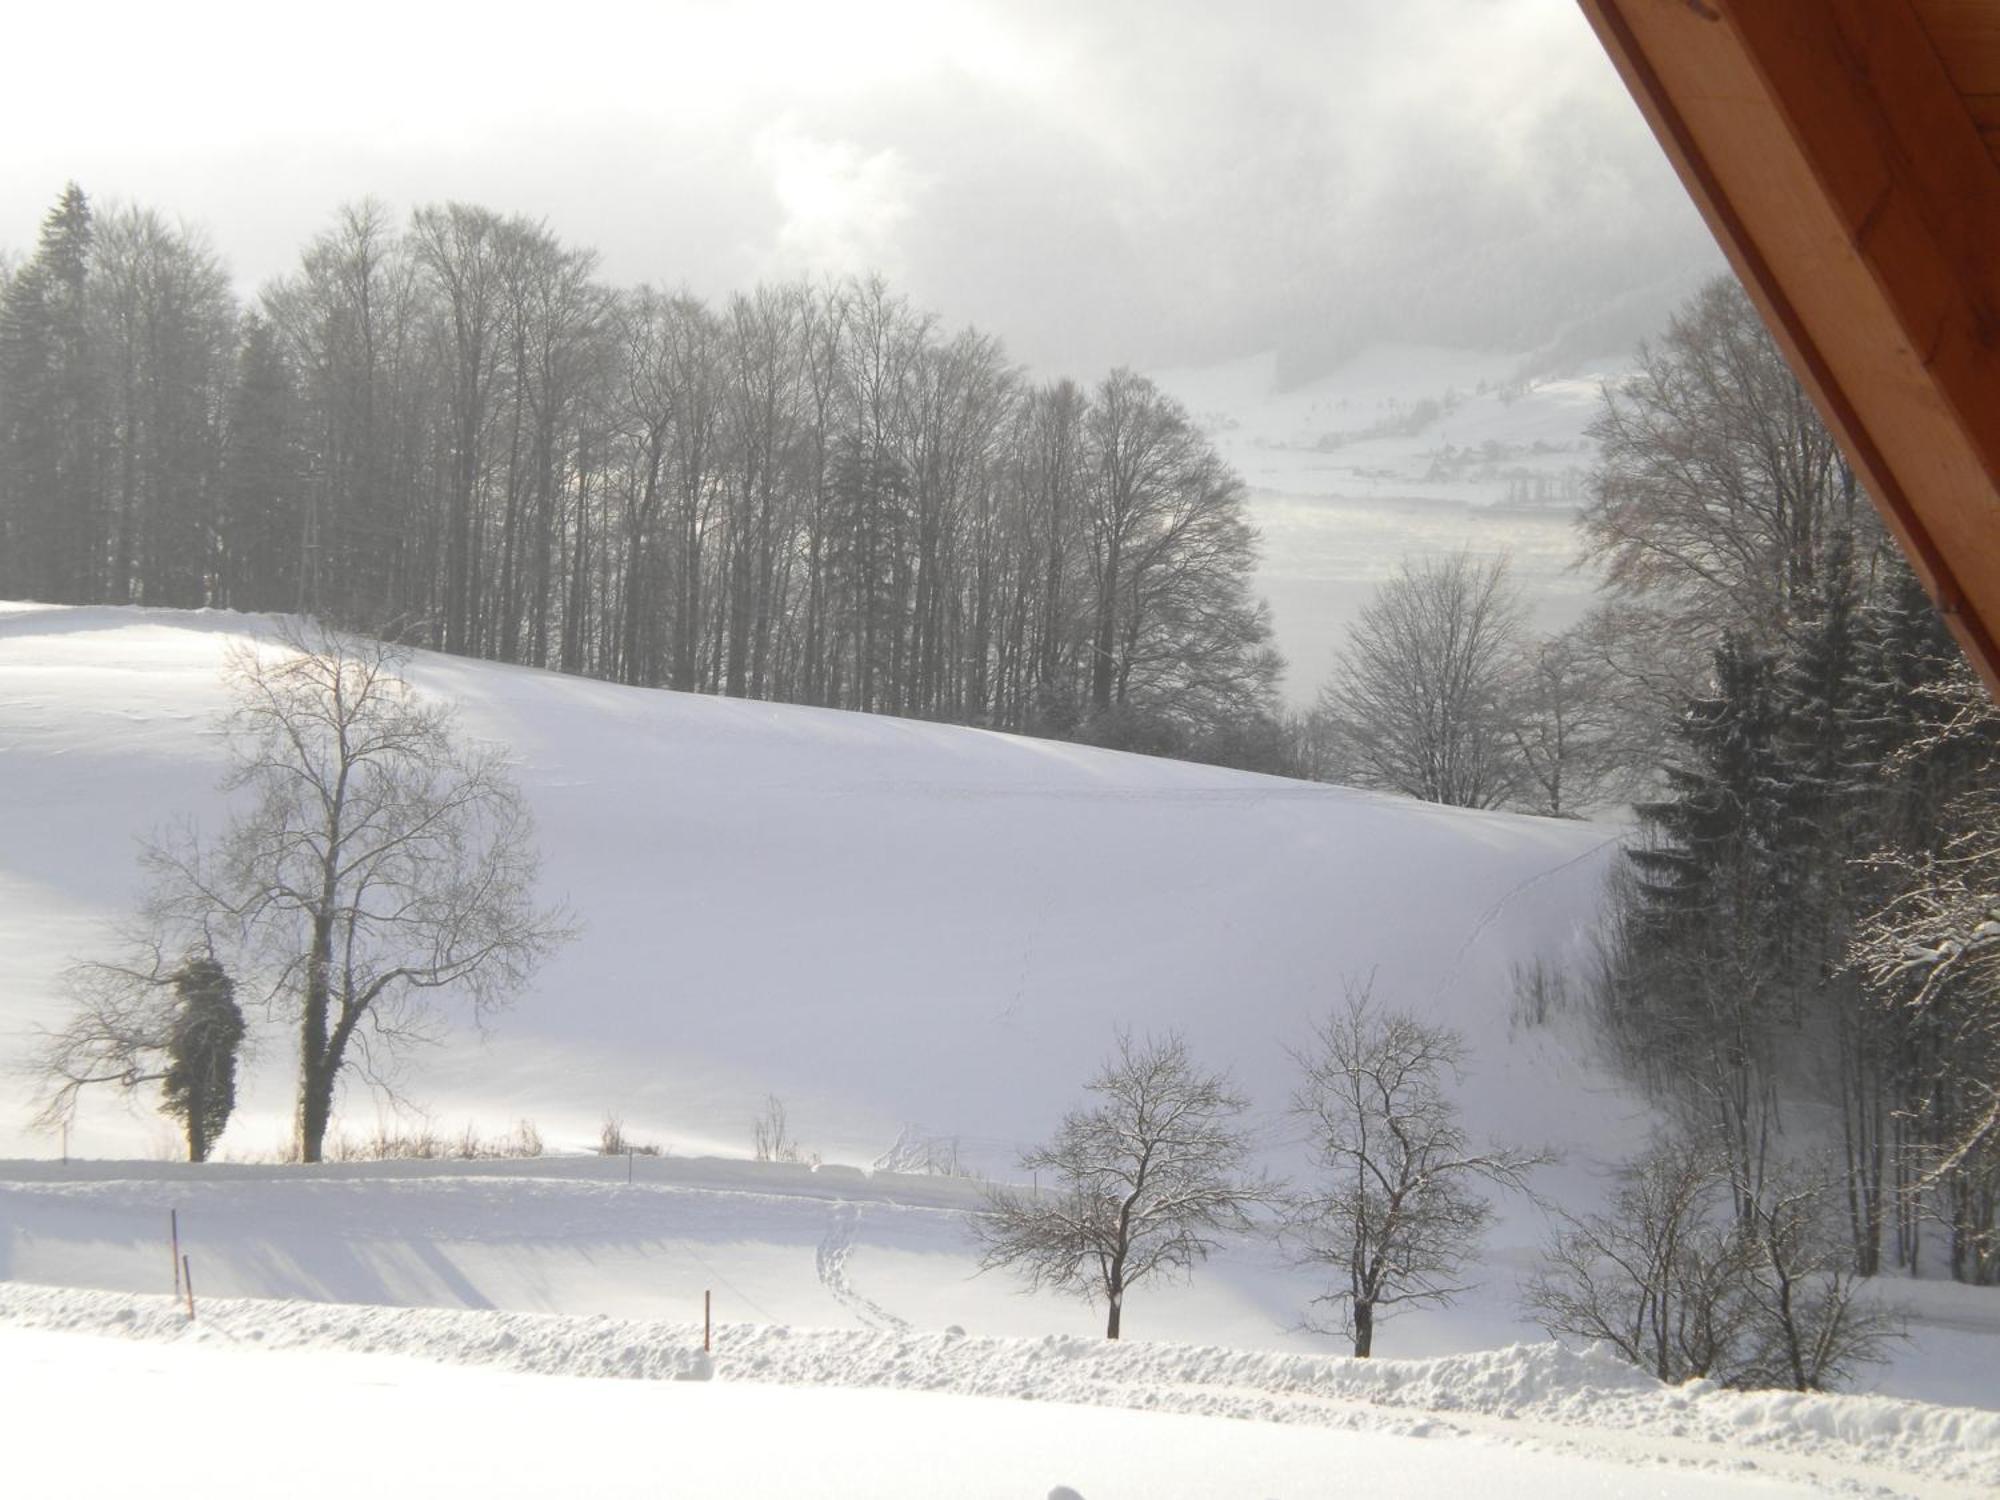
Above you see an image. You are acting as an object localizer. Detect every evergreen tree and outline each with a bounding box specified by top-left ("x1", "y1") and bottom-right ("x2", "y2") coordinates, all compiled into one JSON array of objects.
[
  {"x1": 1779, "y1": 533, "x2": 1873, "y2": 829},
  {"x1": 1772, "y1": 535, "x2": 1897, "y2": 1268},
  {"x1": 1620, "y1": 636, "x2": 1793, "y2": 1214},
  {"x1": 160, "y1": 953, "x2": 244, "y2": 1163},
  {"x1": 0, "y1": 183, "x2": 103, "y2": 602},
  {"x1": 1629, "y1": 635, "x2": 1788, "y2": 936}
]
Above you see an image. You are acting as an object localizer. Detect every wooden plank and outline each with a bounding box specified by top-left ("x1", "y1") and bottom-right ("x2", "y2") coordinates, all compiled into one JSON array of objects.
[
  {"x1": 1962, "y1": 94, "x2": 2000, "y2": 127},
  {"x1": 1577, "y1": 0, "x2": 2000, "y2": 692},
  {"x1": 1958, "y1": 90, "x2": 2000, "y2": 171},
  {"x1": 1913, "y1": 0, "x2": 2000, "y2": 95}
]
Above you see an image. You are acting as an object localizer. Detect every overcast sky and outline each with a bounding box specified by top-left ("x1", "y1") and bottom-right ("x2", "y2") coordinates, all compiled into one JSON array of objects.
[{"x1": 4, "y1": 0, "x2": 1715, "y2": 379}]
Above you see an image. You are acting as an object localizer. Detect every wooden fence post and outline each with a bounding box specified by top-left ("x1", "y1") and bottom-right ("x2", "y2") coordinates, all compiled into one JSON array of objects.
[{"x1": 182, "y1": 1255, "x2": 195, "y2": 1320}]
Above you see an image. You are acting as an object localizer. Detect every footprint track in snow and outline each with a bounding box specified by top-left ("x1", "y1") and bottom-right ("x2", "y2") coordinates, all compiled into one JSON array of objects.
[{"x1": 815, "y1": 1201, "x2": 908, "y2": 1331}]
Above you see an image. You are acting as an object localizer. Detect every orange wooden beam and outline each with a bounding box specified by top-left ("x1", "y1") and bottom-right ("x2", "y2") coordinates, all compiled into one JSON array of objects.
[{"x1": 1577, "y1": 0, "x2": 2000, "y2": 692}]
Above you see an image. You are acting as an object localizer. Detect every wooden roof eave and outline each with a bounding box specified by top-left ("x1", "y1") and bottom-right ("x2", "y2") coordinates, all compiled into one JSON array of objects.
[{"x1": 1576, "y1": 0, "x2": 2000, "y2": 693}]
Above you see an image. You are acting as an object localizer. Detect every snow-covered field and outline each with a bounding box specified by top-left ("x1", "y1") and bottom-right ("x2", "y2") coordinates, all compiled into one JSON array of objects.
[
  {"x1": 5, "y1": 1279, "x2": 1997, "y2": 1498},
  {"x1": 1, "y1": 1321, "x2": 1865, "y2": 1500},
  {"x1": 1150, "y1": 345, "x2": 1614, "y2": 701},
  {"x1": 5, "y1": 602, "x2": 1999, "y2": 1496},
  {"x1": 1154, "y1": 346, "x2": 1615, "y2": 513},
  {"x1": 0, "y1": 601, "x2": 1630, "y2": 1176}
]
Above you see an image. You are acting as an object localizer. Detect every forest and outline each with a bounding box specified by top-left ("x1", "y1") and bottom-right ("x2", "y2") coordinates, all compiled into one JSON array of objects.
[
  {"x1": 0, "y1": 186, "x2": 1280, "y2": 765},
  {"x1": 1569, "y1": 280, "x2": 1999, "y2": 1290}
]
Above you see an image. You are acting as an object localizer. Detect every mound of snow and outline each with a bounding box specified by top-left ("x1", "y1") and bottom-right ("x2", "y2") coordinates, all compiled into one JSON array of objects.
[
  {"x1": 0, "y1": 1322, "x2": 1816, "y2": 1500},
  {"x1": 5, "y1": 1282, "x2": 1995, "y2": 1494}
]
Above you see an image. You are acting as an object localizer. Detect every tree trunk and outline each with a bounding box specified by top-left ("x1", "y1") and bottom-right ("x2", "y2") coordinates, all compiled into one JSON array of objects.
[
  {"x1": 296, "y1": 897, "x2": 338, "y2": 1163},
  {"x1": 1352, "y1": 1299, "x2": 1374, "y2": 1358},
  {"x1": 1090, "y1": 535, "x2": 1120, "y2": 713},
  {"x1": 297, "y1": 1023, "x2": 334, "y2": 1165}
]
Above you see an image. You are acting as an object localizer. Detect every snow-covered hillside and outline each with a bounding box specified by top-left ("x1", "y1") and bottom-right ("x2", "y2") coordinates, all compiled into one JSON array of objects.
[
  {"x1": 1154, "y1": 346, "x2": 1615, "y2": 512},
  {"x1": 7, "y1": 602, "x2": 2000, "y2": 1494},
  {"x1": 0, "y1": 600, "x2": 1646, "y2": 1355},
  {"x1": 1149, "y1": 345, "x2": 1617, "y2": 701},
  {"x1": 0, "y1": 601, "x2": 1630, "y2": 1174}
]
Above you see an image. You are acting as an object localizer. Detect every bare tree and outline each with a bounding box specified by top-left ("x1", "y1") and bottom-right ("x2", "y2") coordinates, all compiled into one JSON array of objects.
[
  {"x1": 1525, "y1": 1137, "x2": 1901, "y2": 1390},
  {"x1": 1288, "y1": 978, "x2": 1552, "y2": 1356},
  {"x1": 1523, "y1": 1134, "x2": 1752, "y2": 1382},
  {"x1": 1850, "y1": 660, "x2": 2000, "y2": 1283},
  {"x1": 1318, "y1": 550, "x2": 1526, "y2": 809},
  {"x1": 1507, "y1": 624, "x2": 1639, "y2": 817},
  {"x1": 1736, "y1": 1166, "x2": 1904, "y2": 1391},
  {"x1": 1581, "y1": 276, "x2": 1877, "y2": 644},
  {"x1": 139, "y1": 617, "x2": 570, "y2": 1162},
  {"x1": 410, "y1": 203, "x2": 507, "y2": 657},
  {"x1": 30, "y1": 941, "x2": 173, "y2": 1139},
  {"x1": 976, "y1": 1030, "x2": 1264, "y2": 1339},
  {"x1": 752, "y1": 1094, "x2": 816, "y2": 1165}
]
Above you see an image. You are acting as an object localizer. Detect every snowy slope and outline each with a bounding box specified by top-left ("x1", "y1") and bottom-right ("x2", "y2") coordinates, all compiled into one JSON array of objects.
[
  {"x1": 6, "y1": 602, "x2": 1999, "y2": 1473},
  {"x1": 0, "y1": 600, "x2": 1650, "y2": 1360},
  {"x1": 0, "y1": 601, "x2": 1633, "y2": 1176},
  {"x1": 1152, "y1": 345, "x2": 1615, "y2": 512}
]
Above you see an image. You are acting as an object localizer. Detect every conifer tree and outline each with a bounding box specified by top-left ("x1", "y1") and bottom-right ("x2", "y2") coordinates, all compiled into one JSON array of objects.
[
  {"x1": 1628, "y1": 635, "x2": 1787, "y2": 935},
  {"x1": 1620, "y1": 636, "x2": 1792, "y2": 1214},
  {"x1": 161, "y1": 954, "x2": 245, "y2": 1163},
  {"x1": 0, "y1": 183, "x2": 103, "y2": 601}
]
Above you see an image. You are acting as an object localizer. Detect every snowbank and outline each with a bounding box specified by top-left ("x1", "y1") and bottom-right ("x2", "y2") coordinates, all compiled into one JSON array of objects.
[
  {"x1": 3, "y1": 1282, "x2": 1994, "y2": 1493},
  {"x1": 0, "y1": 1323, "x2": 1818, "y2": 1500}
]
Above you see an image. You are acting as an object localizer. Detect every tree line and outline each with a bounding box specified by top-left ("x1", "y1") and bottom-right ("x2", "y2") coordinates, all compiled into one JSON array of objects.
[
  {"x1": 979, "y1": 1004, "x2": 1890, "y2": 1390},
  {"x1": 0, "y1": 185, "x2": 1280, "y2": 763},
  {"x1": 1578, "y1": 280, "x2": 2000, "y2": 1290},
  {"x1": 1304, "y1": 277, "x2": 1999, "y2": 1291},
  {"x1": 1301, "y1": 277, "x2": 1997, "y2": 1289},
  {"x1": 1601, "y1": 535, "x2": 1999, "y2": 1287}
]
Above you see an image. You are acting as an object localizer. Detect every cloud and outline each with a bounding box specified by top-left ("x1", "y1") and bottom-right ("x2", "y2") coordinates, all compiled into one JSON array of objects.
[
  {"x1": 755, "y1": 121, "x2": 927, "y2": 280},
  {"x1": 0, "y1": 0, "x2": 1719, "y2": 379}
]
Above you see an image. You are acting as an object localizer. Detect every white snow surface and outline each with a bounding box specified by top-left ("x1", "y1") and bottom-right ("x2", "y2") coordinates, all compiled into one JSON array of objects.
[
  {"x1": 8, "y1": 602, "x2": 2000, "y2": 1493},
  {"x1": 4, "y1": 1154, "x2": 1994, "y2": 1417},
  {"x1": 1, "y1": 1325, "x2": 1833, "y2": 1500},
  {"x1": 4, "y1": 1282, "x2": 1996, "y2": 1498},
  {"x1": 1152, "y1": 345, "x2": 1618, "y2": 512},
  {"x1": 0, "y1": 600, "x2": 1634, "y2": 1182}
]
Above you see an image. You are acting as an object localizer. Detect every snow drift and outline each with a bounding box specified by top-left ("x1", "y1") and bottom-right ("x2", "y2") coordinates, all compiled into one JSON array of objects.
[{"x1": 6, "y1": 1281, "x2": 1996, "y2": 1495}]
